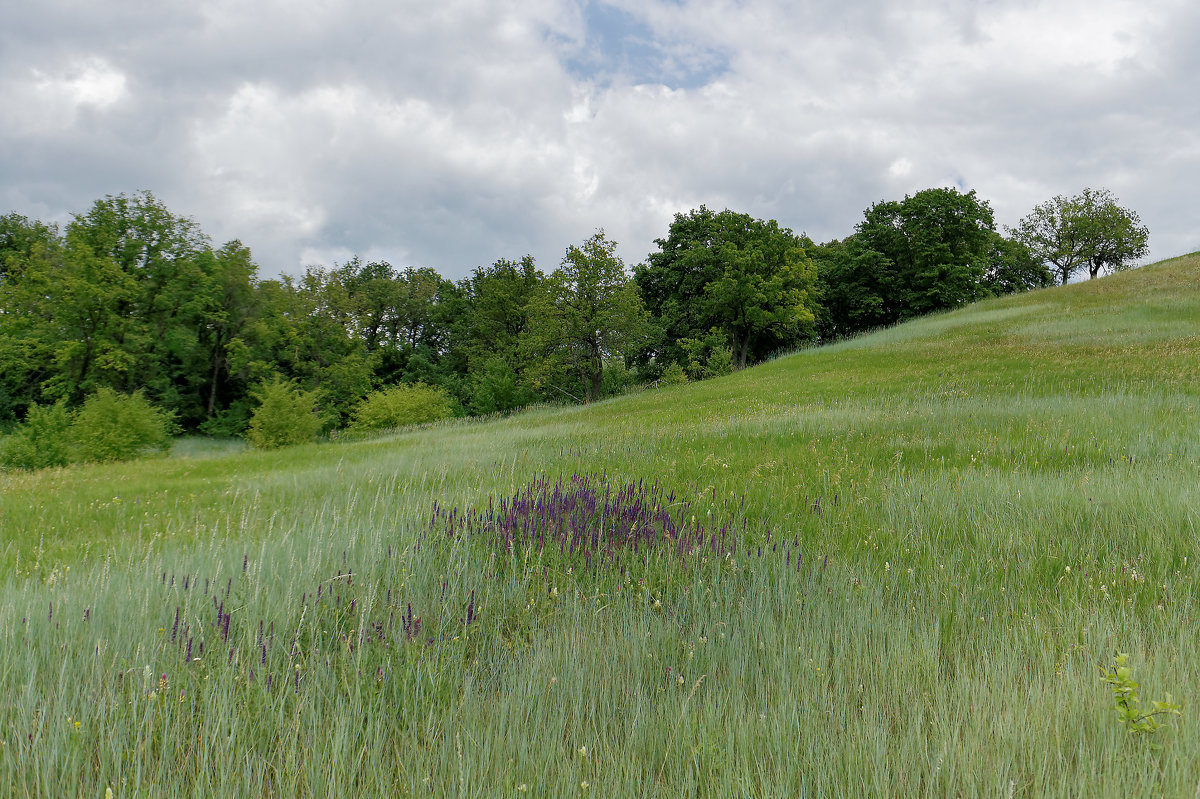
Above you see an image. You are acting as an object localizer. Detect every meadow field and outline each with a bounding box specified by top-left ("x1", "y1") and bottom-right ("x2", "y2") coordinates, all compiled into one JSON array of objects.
[{"x1": 1, "y1": 255, "x2": 1198, "y2": 797}]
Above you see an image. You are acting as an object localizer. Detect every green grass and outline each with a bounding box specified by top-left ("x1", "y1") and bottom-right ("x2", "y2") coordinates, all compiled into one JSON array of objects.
[{"x1": 2, "y1": 256, "x2": 1199, "y2": 797}]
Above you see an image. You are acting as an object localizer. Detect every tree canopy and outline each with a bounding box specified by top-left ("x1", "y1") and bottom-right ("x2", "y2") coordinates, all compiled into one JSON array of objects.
[
  {"x1": 523, "y1": 231, "x2": 648, "y2": 403},
  {"x1": 1011, "y1": 188, "x2": 1149, "y2": 284},
  {"x1": 635, "y1": 207, "x2": 817, "y2": 371},
  {"x1": 812, "y1": 188, "x2": 1002, "y2": 339},
  {"x1": 0, "y1": 185, "x2": 1154, "y2": 444}
]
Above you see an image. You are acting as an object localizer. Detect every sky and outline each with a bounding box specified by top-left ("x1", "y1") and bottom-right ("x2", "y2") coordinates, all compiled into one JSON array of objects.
[{"x1": 2, "y1": 0, "x2": 1198, "y2": 280}]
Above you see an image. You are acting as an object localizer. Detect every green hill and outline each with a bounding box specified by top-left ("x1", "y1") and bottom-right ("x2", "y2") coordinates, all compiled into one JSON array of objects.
[{"x1": 2, "y1": 255, "x2": 1198, "y2": 797}]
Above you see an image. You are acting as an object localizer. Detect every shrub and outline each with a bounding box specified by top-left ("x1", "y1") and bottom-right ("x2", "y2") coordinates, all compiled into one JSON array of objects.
[
  {"x1": 197, "y1": 398, "x2": 254, "y2": 438},
  {"x1": 702, "y1": 346, "x2": 734, "y2": 379},
  {"x1": 470, "y1": 357, "x2": 536, "y2": 415},
  {"x1": 680, "y1": 331, "x2": 734, "y2": 380},
  {"x1": 601, "y1": 359, "x2": 639, "y2": 398},
  {"x1": 350, "y1": 383, "x2": 453, "y2": 433},
  {"x1": 246, "y1": 379, "x2": 322, "y2": 450},
  {"x1": 660, "y1": 363, "x2": 688, "y2": 386},
  {"x1": 1100, "y1": 652, "x2": 1182, "y2": 738},
  {"x1": 0, "y1": 401, "x2": 73, "y2": 470},
  {"x1": 70, "y1": 389, "x2": 173, "y2": 463}
]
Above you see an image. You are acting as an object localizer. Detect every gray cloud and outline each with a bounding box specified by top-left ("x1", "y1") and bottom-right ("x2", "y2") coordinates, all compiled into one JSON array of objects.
[{"x1": 1, "y1": 0, "x2": 1197, "y2": 278}]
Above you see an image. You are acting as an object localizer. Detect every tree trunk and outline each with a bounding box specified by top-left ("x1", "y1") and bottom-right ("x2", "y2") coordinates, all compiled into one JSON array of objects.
[
  {"x1": 588, "y1": 368, "x2": 602, "y2": 403},
  {"x1": 736, "y1": 335, "x2": 751, "y2": 370},
  {"x1": 206, "y1": 331, "x2": 224, "y2": 418}
]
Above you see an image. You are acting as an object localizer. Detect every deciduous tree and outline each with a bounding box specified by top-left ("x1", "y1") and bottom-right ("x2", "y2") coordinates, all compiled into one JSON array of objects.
[
  {"x1": 1011, "y1": 188, "x2": 1149, "y2": 284},
  {"x1": 523, "y1": 231, "x2": 648, "y2": 403},
  {"x1": 813, "y1": 188, "x2": 997, "y2": 340},
  {"x1": 635, "y1": 207, "x2": 817, "y2": 370}
]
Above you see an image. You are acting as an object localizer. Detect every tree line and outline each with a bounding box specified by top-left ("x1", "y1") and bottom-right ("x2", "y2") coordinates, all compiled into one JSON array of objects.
[{"x1": 0, "y1": 186, "x2": 1148, "y2": 439}]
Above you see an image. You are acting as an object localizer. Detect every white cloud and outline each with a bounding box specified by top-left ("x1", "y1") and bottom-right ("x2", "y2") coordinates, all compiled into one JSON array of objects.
[
  {"x1": 1, "y1": 0, "x2": 1198, "y2": 274},
  {"x1": 2, "y1": 58, "x2": 128, "y2": 135}
]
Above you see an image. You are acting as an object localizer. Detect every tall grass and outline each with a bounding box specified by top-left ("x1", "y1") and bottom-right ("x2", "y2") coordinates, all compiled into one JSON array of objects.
[{"x1": 2, "y1": 255, "x2": 1199, "y2": 796}]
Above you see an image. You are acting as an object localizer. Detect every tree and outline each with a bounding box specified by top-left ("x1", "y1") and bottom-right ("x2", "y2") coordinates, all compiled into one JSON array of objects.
[
  {"x1": 0, "y1": 215, "x2": 66, "y2": 422},
  {"x1": 522, "y1": 231, "x2": 648, "y2": 403},
  {"x1": 981, "y1": 234, "x2": 1054, "y2": 296},
  {"x1": 66, "y1": 191, "x2": 213, "y2": 413},
  {"x1": 0, "y1": 195, "x2": 269, "y2": 431},
  {"x1": 635, "y1": 207, "x2": 818, "y2": 371},
  {"x1": 193, "y1": 241, "x2": 260, "y2": 426},
  {"x1": 812, "y1": 188, "x2": 997, "y2": 340},
  {"x1": 1011, "y1": 188, "x2": 1149, "y2": 284},
  {"x1": 457, "y1": 256, "x2": 542, "y2": 364},
  {"x1": 810, "y1": 236, "x2": 893, "y2": 340},
  {"x1": 0, "y1": 213, "x2": 59, "y2": 285},
  {"x1": 455, "y1": 256, "x2": 545, "y2": 412},
  {"x1": 0, "y1": 221, "x2": 138, "y2": 408},
  {"x1": 855, "y1": 187, "x2": 993, "y2": 319},
  {"x1": 226, "y1": 268, "x2": 364, "y2": 429}
]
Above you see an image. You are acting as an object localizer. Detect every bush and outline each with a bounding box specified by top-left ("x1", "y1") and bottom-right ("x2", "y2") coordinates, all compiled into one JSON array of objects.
[
  {"x1": 350, "y1": 383, "x2": 453, "y2": 433},
  {"x1": 0, "y1": 401, "x2": 73, "y2": 470},
  {"x1": 660, "y1": 362, "x2": 689, "y2": 386},
  {"x1": 470, "y1": 357, "x2": 536, "y2": 415},
  {"x1": 197, "y1": 398, "x2": 254, "y2": 438},
  {"x1": 601, "y1": 359, "x2": 639, "y2": 398},
  {"x1": 680, "y1": 331, "x2": 734, "y2": 380},
  {"x1": 70, "y1": 389, "x2": 173, "y2": 463},
  {"x1": 246, "y1": 379, "x2": 322, "y2": 450}
]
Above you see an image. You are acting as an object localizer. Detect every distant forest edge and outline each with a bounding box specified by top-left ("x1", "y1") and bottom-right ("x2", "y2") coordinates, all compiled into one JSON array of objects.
[{"x1": 0, "y1": 186, "x2": 1150, "y2": 452}]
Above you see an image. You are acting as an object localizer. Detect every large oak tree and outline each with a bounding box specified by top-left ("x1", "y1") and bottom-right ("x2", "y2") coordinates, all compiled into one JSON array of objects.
[
  {"x1": 635, "y1": 207, "x2": 817, "y2": 371},
  {"x1": 522, "y1": 231, "x2": 648, "y2": 403}
]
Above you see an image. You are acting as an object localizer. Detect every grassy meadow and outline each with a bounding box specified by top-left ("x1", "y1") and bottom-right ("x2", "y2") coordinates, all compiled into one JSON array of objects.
[{"x1": 2, "y1": 254, "x2": 1199, "y2": 797}]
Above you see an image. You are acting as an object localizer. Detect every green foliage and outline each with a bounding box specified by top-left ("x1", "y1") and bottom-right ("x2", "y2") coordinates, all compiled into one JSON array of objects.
[
  {"x1": 522, "y1": 231, "x2": 649, "y2": 402},
  {"x1": 0, "y1": 401, "x2": 73, "y2": 470},
  {"x1": 678, "y1": 330, "x2": 734, "y2": 381},
  {"x1": 1012, "y1": 188, "x2": 1150, "y2": 284},
  {"x1": 982, "y1": 233, "x2": 1055, "y2": 296},
  {"x1": 0, "y1": 390, "x2": 173, "y2": 469},
  {"x1": 197, "y1": 396, "x2": 255, "y2": 438},
  {"x1": 0, "y1": 212, "x2": 59, "y2": 285},
  {"x1": 659, "y1": 362, "x2": 688, "y2": 386},
  {"x1": 349, "y1": 383, "x2": 454, "y2": 433},
  {"x1": 0, "y1": 194, "x2": 262, "y2": 431},
  {"x1": 69, "y1": 388, "x2": 174, "y2": 463},
  {"x1": 635, "y1": 207, "x2": 817, "y2": 370},
  {"x1": 315, "y1": 354, "x2": 374, "y2": 431},
  {"x1": 810, "y1": 236, "x2": 890, "y2": 340},
  {"x1": 456, "y1": 257, "x2": 545, "y2": 411},
  {"x1": 1100, "y1": 653, "x2": 1182, "y2": 738},
  {"x1": 469, "y1": 356, "x2": 537, "y2": 415},
  {"x1": 863, "y1": 188, "x2": 991, "y2": 315},
  {"x1": 246, "y1": 379, "x2": 322, "y2": 449},
  {"x1": 457, "y1": 257, "x2": 542, "y2": 361},
  {"x1": 813, "y1": 188, "x2": 998, "y2": 340},
  {"x1": 0, "y1": 185, "x2": 1164, "y2": 449},
  {"x1": 599, "y1": 358, "x2": 639, "y2": 398}
]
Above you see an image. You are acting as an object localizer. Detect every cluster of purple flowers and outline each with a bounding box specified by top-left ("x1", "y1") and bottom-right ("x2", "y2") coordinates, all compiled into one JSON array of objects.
[{"x1": 426, "y1": 473, "x2": 754, "y2": 567}]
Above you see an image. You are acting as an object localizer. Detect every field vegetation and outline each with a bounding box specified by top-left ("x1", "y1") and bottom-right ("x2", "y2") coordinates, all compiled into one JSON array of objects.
[{"x1": 1, "y1": 254, "x2": 1198, "y2": 796}]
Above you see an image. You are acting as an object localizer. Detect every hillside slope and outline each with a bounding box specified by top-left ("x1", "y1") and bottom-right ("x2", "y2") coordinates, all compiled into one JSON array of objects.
[{"x1": 1, "y1": 255, "x2": 1198, "y2": 797}]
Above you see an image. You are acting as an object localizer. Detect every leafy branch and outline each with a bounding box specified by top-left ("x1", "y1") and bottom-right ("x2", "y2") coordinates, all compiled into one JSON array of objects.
[{"x1": 1099, "y1": 653, "x2": 1181, "y2": 737}]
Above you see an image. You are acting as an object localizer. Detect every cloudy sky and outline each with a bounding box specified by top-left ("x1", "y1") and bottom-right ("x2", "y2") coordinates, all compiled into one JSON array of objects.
[{"x1": 2, "y1": 0, "x2": 1197, "y2": 279}]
